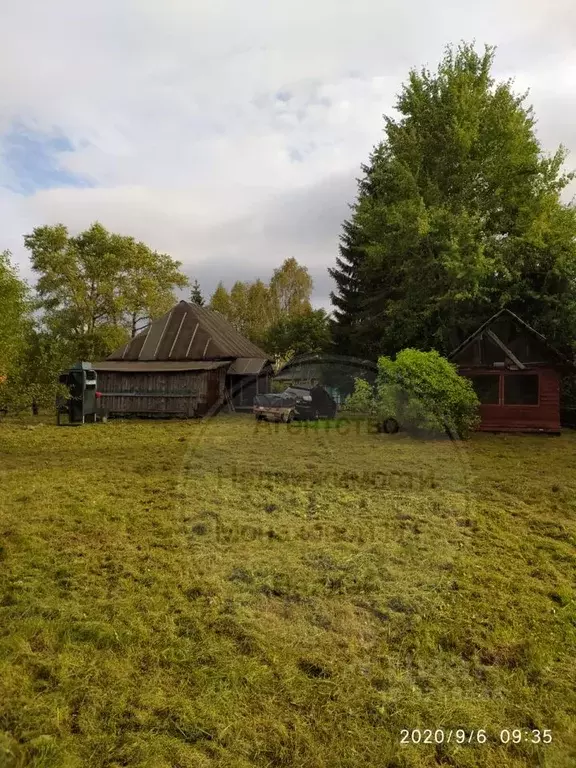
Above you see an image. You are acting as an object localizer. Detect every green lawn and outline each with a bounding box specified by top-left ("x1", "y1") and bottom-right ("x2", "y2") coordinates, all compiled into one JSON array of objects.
[{"x1": 0, "y1": 415, "x2": 575, "y2": 768}]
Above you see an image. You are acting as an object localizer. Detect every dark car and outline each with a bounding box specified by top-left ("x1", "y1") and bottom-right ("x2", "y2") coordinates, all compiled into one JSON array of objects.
[{"x1": 253, "y1": 385, "x2": 337, "y2": 423}]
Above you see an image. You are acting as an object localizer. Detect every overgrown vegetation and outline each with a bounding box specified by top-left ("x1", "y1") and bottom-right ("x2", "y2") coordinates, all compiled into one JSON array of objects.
[
  {"x1": 0, "y1": 415, "x2": 575, "y2": 767},
  {"x1": 345, "y1": 349, "x2": 481, "y2": 437}
]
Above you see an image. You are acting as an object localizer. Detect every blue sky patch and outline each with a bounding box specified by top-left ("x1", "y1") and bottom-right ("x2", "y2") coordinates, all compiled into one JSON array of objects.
[{"x1": 0, "y1": 124, "x2": 92, "y2": 195}]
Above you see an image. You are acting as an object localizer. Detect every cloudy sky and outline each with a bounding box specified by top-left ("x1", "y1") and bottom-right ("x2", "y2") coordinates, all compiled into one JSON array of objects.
[{"x1": 1, "y1": 0, "x2": 575, "y2": 309}]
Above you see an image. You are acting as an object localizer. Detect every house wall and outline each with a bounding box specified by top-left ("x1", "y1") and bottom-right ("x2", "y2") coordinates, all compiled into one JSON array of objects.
[
  {"x1": 96, "y1": 368, "x2": 226, "y2": 417},
  {"x1": 460, "y1": 367, "x2": 560, "y2": 432}
]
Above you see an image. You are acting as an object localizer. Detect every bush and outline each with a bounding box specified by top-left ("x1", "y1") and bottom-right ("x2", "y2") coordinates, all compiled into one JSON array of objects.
[
  {"x1": 342, "y1": 378, "x2": 375, "y2": 414},
  {"x1": 345, "y1": 349, "x2": 480, "y2": 438}
]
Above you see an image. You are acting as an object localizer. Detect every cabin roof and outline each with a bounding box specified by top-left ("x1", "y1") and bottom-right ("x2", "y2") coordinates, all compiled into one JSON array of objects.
[
  {"x1": 106, "y1": 300, "x2": 270, "y2": 363},
  {"x1": 448, "y1": 308, "x2": 572, "y2": 367}
]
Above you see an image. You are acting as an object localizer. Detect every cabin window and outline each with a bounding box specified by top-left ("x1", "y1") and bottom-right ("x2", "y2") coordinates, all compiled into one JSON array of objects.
[
  {"x1": 504, "y1": 374, "x2": 539, "y2": 405},
  {"x1": 469, "y1": 375, "x2": 500, "y2": 404}
]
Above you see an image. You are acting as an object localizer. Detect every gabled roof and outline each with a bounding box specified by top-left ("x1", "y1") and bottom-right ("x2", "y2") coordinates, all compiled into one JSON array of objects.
[
  {"x1": 107, "y1": 301, "x2": 270, "y2": 362},
  {"x1": 448, "y1": 308, "x2": 572, "y2": 366}
]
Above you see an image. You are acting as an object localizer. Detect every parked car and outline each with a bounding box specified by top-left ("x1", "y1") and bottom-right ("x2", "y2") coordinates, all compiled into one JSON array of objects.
[
  {"x1": 253, "y1": 392, "x2": 298, "y2": 423},
  {"x1": 253, "y1": 385, "x2": 337, "y2": 423}
]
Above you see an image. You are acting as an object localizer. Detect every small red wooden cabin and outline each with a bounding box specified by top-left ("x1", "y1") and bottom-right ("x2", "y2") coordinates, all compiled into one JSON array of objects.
[{"x1": 449, "y1": 309, "x2": 572, "y2": 434}]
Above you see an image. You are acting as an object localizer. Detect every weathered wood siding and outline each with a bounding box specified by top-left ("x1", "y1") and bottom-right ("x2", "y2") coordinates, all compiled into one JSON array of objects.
[
  {"x1": 460, "y1": 368, "x2": 561, "y2": 433},
  {"x1": 97, "y1": 368, "x2": 226, "y2": 417}
]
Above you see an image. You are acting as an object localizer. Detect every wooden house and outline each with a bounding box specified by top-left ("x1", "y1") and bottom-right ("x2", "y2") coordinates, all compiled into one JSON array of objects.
[
  {"x1": 448, "y1": 309, "x2": 573, "y2": 434},
  {"x1": 92, "y1": 301, "x2": 273, "y2": 418}
]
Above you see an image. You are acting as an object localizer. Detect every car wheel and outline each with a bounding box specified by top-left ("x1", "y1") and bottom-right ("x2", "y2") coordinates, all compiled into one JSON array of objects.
[{"x1": 383, "y1": 417, "x2": 399, "y2": 434}]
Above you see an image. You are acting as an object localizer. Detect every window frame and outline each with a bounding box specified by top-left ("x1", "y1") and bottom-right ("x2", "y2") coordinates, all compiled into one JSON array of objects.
[
  {"x1": 466, "y1": 371, "x2": 541, "y2": 407},
  {"x1": 503, "y1": 372, "x2": 540, "y2": 407},
  {"x1": 468, "y1": 373, "x2": 501, "y2": 405}
]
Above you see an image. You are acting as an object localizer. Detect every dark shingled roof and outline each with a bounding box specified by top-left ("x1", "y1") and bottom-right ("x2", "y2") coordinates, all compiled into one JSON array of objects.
[{"x1": 106, "y1": 301, "x2": 270, "y2": 363}]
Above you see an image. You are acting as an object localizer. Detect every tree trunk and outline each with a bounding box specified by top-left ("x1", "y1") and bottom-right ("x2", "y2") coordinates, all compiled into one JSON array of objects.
[{"x1": 32, "y1": 401, "x2": 39, "y2": 416}]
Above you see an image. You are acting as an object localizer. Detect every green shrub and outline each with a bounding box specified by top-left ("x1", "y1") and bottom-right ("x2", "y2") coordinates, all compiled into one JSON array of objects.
[
  {"x1": 379, "y1": 349, "x2": 480, "y2": 437},
  {"x1": 345, "y1": 349, "x2": 480, "y2": 438},
  {"x1": 342, "y1": 379, "x2": 376, "y2": 414}
]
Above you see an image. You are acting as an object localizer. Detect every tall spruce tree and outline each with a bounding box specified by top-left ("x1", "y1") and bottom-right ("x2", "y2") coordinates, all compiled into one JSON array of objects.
[
  {"x1": 328, "y1": 220, "x2": 366, "y2": 356},
  {"x1": 189, "y1": 279, "x2": 204, "y2": 306},
  {"x1": 330, "y1": 43, "x2": 576, "y2": 359}
]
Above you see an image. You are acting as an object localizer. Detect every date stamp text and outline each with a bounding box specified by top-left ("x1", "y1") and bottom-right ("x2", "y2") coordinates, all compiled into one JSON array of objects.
[{"x1": 400, "y1": 729, "x2": 552, "y2": 745}]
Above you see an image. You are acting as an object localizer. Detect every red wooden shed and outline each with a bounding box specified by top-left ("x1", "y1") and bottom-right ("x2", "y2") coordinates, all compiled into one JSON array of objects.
[{"x1": 448, "y1": 309, "x2": 572, "y2": 434}]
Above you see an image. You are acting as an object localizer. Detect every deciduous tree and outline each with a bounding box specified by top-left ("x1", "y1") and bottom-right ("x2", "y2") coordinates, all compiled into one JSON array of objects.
[
  {"x1": 24, "y1": 223, "x2": 188, "y2": 358},
  {"x1": 209, "y1": 282, "x2": 232, "y2": 317},
  {"x1": 263, "y1": 309, "x2": 331, "y2": 361},
  {"x1": 229, "y1": 281, "x2": 250, "y2": 334},
  {"x1": 208, "y1": 259, "x2": 316, "y2": 346},
  {"x1": 0, "y1": 251, "x2": 30, "y2": 411},
  {"x1": 245, "y1": 279, "x2": 275, "y2": 344},
  {"x1": 0, "y1": 251, "x2": 28, "y2": 380},
  {"x1": 330, "y1": 43, "x2": 576, "y2": 360},
  {"x1": 269, "y1": 257, "x2": 313, "y2": 322}
]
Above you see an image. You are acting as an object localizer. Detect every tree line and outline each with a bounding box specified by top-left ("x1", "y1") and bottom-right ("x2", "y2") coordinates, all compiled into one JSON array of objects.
[
  {"x1": 0, "y1": 226, "x2": 329, "y2": 413},
  {"x1": 2, "y1": 41, "x2": 576, "y2": 414},
  {"x1": 207, "y1": 259, "x2": 330, "y2": 364}
]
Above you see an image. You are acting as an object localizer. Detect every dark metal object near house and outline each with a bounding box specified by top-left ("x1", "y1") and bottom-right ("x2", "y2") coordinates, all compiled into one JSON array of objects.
[
  {"x1": 253, "y1": 384, "x2": 337, "y2": 423},
  {"x1": 56, "y1": 361, "x2": 108, "y2": 426}
]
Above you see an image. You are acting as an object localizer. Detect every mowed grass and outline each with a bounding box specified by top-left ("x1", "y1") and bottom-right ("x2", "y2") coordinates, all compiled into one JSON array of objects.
[{"x1": 0, "y1": 415, "x2": 575, "y2": 768}]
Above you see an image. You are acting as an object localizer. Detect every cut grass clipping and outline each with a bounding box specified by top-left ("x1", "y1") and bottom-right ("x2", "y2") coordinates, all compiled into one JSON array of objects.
[{"x1": 0, "y1": 414, "x2": 575, "y2": 767}]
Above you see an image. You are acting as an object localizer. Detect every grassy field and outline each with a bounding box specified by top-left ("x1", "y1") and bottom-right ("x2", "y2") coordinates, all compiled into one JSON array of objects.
[{"x1": 0, "y1": 414, "x2": 575, "y2": 768}]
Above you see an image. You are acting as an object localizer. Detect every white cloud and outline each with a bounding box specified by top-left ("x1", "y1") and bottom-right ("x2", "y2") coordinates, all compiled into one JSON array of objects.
[{"x1": 1, "y1": 0, "x2": 575, "y2": 306}]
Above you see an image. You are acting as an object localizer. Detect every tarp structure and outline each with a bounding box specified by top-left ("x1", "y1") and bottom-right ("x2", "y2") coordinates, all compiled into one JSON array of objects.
[
  {"x1": 254, "y1": 385, "x2": 336, "y2": 418},
  {"x1": 253, "y1": 392, "x2": 300, "y2": 408}
]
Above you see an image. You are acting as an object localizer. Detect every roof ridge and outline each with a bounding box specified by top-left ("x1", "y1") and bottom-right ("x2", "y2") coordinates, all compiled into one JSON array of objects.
[
  {"x1": 448, "y1": 308, "x2": 571, "y2": 364},
  {"x1": 106, "y1": 299, "x2": 270, "y2": 362}
]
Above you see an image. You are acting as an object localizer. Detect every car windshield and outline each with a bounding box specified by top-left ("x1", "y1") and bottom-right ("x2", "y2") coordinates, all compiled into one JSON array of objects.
[{"x1": 284, "y1": 387, "x2": 312, "y2": 402}]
